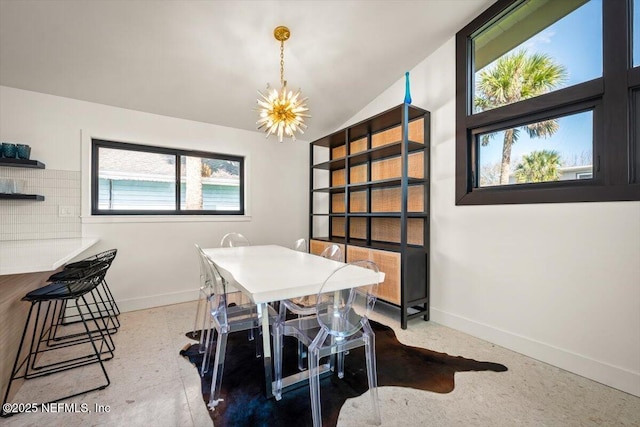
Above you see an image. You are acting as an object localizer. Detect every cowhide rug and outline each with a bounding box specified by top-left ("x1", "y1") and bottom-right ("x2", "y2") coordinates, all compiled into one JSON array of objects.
[{"x1": 180, "y1": 321, "x2": 507, "y2": 427}]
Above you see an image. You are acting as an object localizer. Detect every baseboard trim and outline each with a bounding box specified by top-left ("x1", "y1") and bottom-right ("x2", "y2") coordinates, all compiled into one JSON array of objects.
[
  {"x1": 431, "y1": 307, "x2": 640, "y2": 397},
  {"x1": 117, "y1": 289, "x2": 199, "y2": 313}
]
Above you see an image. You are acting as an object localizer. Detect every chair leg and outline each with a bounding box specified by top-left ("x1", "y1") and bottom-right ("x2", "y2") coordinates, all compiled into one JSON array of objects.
[
  {"x1": 0, "y1": 303, "x2": 36, "y2": 418},
  {"x1": 308, "y1": 329, "x2": 328, "y2": 427},
  {"x1": 337, "y1": 348, "x2": 345, "y2": 379},
  {"x1": 200, "y1": 300, "x2": 214, "y2": 376},
  {"x1": 198, "y1": 293, "x2": 210, "y2": 354},
  {"x1": 364, "y1": 326, "x2": 381, "y2": 425},
  {"x1": 208, "y1": 328, "x2": 228, "y2": 409},
  {"x1": 194, "y1": 289, "x2": 205, "y2": 347},
  {"x1": 296, "y1": 314, "x2": 307, "y2": 371},
  {"x1": 273, "y1": 322, "x2": 283, "y2": 400}
]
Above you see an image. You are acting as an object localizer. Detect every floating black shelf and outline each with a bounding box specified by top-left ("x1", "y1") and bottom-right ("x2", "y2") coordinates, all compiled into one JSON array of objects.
[
  {"x1": 0, "y1": 193, "x2": 45, "y2": 201},
  {"x1": 312, "y1": 186, "x2": 346, "y2": 194},
  {"x1": 348, "y1": 177, "x2": 426, "y2": 191},
  {"x1": 348, "y1": 140, "x2": 424, "y2": 166},
  {"x1": 0, "y1": 158, "x2": 45, "y2": 169}
]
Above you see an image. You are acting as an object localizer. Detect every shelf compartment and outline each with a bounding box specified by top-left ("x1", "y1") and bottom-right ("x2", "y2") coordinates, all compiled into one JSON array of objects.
[
  {"x1": 371, "y1": 217, "x2": 424, "y2": 246},
  {"x1": 332, "y1": 144, "x2": 347, "y2": 159},
  {"x1": 371, "y1": 117, "x2": 425, "y2": 149},
  {"x1": 313, "y1": 157, "x2": 346, "y2": 171},
  {"x1": 312, "y1": 186, "x2": 345, "y2": 194},
  {"x1": 347, "y1": 177, "x2": 426, "y2": 191},
  {"x1": 349, "y1": 190, "x2": 367, "y2": 213},
  {"x1": 0, "y1": 193, "x2": 45, "y2": 201},
  {"x1": 349, "y1": 217, "x2": 367, "y2": 240},
  {"x1": 371, "y1": 185, "x2": 424, "y2": 213},
  {"x1": 349, "y1": 164, "x2": 368, "y2": 184},
  {"x1": 343, "y1": 213, "x2": 428, "y2": 218},
  {"x1": 331, "y1": 217, "x2": 346, "y2": 238},
  {"x1": 371, "y1": 152, "x2": 424, "y2": 181},
  {"x1": 350, "y1": 137, "x2": 368, "y2": 155},
  {"x1": 347, "y1": 103, "x2": 428, "y2": 142},
  {"x1": 331, "y1": 192, "x2": 346, "y2": 213},
  {"x1": 0, "y1": 158, "x2": 46, "y2": 169},
  {"x1": 348, "y1": 140, "x2": 425, "y2": 167},
  {"x1": 311, "y1": 130, "x2": 347, "y2": 149},
  {"x1": 331, "y1": 169, "x2": 346, "y2": 186}
]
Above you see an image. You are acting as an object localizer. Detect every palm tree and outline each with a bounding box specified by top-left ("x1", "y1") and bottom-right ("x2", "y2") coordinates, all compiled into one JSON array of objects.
[
  {"x1": 475, "y1": 50, "x2": 567, "y2": 185},
  {"x1": 514, "y1": 150, "x2": 562, "y2": 183}
]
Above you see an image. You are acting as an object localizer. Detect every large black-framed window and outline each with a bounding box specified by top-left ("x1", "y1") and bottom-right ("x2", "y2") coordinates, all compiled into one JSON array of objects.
[
  {"x1": 92, "y1": 139, "x2": 245, "y2": 215},
  {"x1": 456, "y1": 0, "x2": 640, "y2": 205}
]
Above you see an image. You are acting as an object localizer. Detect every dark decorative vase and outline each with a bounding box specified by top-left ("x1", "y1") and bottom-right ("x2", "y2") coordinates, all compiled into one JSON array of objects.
[
  {"x1": 17, "y1": 144, "x2": 31, "y2": 160},
  {"x1": 404, "y1": 71, "x2": 412, "y2": 104},
  {"x1": 2, "y1": 143, "x2": 17, "y2": 158}
]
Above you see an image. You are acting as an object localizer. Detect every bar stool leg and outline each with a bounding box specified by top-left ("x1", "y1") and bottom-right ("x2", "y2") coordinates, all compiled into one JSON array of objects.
[{"x1": 0, "y1": 303, "x2": 36, "y2": 418}]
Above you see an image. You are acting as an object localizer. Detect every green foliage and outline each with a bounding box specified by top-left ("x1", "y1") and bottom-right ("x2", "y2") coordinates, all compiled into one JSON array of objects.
[
  {"x1": 202, "y1": 159, "x2": 239, "y2": 177},
  {"x1": 515, "y1": 150, "x2": 562, "y2": 183},
  {"x1": 474, "y1": 49, "x2": 567, "y2": 183}
]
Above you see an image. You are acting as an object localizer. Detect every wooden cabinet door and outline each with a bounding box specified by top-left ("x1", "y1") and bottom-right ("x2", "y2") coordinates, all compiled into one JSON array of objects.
[
  {"x1": 346, "y1": 246, "x2": 401, "y2": 305},
  {"x1": 309, "y1": 240, "x2": 345, "y2": 258}
]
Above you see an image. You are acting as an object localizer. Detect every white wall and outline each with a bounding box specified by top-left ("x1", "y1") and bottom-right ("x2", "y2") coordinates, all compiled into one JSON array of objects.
[
  {"x1": 343, "y1": 39, "x2": 640, "y2": 397},
  {"x1": 0, "y1": 86, "x2": 309, "y2": 312}
]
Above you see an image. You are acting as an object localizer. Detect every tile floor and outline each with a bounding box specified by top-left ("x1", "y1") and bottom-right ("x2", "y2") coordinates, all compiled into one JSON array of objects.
[{"x1": 2, "y1": 301, "x2": 639, "y2": 426}]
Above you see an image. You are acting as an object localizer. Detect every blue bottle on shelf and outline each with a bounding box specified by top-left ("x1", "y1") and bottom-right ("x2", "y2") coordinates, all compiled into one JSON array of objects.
[{"x1": 404, "y1": 72, "x2": 412, "y2": 104}]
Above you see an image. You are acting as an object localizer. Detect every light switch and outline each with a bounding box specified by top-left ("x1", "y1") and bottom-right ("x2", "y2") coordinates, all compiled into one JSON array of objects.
[{"x1": 58, "y1": 205, "x2": 74, "y2": 217}]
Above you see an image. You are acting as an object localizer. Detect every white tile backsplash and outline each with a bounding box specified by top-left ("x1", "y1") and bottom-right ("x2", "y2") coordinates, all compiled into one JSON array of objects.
[{"x1": 0, "y1": 168, "x2": 81, "y2": 241}]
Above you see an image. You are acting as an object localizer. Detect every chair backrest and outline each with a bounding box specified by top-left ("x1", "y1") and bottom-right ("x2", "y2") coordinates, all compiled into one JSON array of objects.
[
  {"x1": 315, "y1": 260, "x2": 380, "y2": 339},
  {"x1": 320, "y1": 244, "x2": 342, "y2": 261},
  {"x1": 65, "y1": 262, "x2": 111, "y2": 297},
  {"x1": 293, "y1": 238, "x2": 308, "y2": 252},
  {"x1": 195, "y1": 246, "x2": 230, "y2": 324},
  {"x1": 220, "y1": 232, "x2": 251, "y2": 247},
  {"x1": 64, "y1": 248, "x2": 117, "y2": 270}
]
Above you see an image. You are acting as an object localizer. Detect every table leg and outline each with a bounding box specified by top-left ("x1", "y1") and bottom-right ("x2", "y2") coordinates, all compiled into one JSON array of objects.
[{"x1": 257, "y1": 303, "x2": 273, "y2": 398}]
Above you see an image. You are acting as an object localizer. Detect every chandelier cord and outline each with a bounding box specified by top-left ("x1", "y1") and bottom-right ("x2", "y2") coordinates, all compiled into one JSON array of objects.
[{"x1": 280, "y1": 40, "x2": 285, "y2": 86}]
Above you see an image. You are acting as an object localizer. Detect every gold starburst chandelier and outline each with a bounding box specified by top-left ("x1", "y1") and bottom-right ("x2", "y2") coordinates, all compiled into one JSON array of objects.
[{"x1": 256, "y1": 26, "x2": 310, "y2": 142}]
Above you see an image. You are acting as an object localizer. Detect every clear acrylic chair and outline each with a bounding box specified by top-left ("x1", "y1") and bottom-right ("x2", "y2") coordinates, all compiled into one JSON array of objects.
[
  {"x1": 196, "y1": 232, "x2": 250, "y2": 341},
  {"x1": 196, "y1": 247, "x2": 277, "y2": 409},
  {"x1": 279, "y1": 243, "x2": 343, "y2": 370},
  {"x1": 273, "y1": 260, "x2": 381, "y2": 427},
  {"x1": 193, "y1": 244, "x2": 214, "y2": 356},
  {"x1": 219, "y1": 232, "x2": 261, "y2": 349},
  {"x1": 292, "y1": 238, "x2": 308, "y2": 252},
  {"x1": 220, "y1": 232, "x2": 251, "y2": 247}
]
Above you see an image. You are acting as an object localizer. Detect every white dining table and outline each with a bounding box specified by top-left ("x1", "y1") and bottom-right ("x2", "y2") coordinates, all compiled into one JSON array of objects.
[{"x1": 202, "y1": 244, "x2": 384, "y2": 398}]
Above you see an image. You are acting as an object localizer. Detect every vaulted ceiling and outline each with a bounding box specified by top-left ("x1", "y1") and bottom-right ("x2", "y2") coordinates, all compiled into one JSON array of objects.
[{"x1": 0, "y1": 0, "x2": 494, "y2": 141}]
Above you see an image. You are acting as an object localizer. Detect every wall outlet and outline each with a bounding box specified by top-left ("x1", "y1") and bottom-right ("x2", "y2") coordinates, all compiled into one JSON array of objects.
[{"x1": 58, "y1": 205, "x2": 74, "y2": 217}]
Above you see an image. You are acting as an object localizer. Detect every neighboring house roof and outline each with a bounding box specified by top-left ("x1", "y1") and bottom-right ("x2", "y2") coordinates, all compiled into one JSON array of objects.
[{"x1": 98, "y1": 147, "x2": 238, "y2": 185}]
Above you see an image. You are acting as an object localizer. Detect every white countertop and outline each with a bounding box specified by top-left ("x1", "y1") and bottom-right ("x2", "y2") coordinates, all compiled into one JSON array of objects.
[{"x1": 0, "y1": 238, "x2": 100, "y2": 276}]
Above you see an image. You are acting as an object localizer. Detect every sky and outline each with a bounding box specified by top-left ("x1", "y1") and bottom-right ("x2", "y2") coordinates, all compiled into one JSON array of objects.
[{"x1": 475, "y1": 0, "x2": 604, "y2": 171}]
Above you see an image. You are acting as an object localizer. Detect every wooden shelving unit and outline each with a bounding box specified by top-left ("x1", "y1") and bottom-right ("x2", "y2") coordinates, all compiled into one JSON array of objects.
[{"x1": 309, "y1": 103, "x2": 430, "y2": 329}]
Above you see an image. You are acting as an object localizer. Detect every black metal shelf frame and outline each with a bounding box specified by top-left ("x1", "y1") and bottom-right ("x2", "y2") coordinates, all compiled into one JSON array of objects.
[{"x1": 309, "y1": 103, "x2": 431, "y2": 329}]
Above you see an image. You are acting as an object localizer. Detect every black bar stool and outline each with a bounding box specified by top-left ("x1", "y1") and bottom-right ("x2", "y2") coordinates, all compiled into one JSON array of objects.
[
  {"x1": 48, "y1": 249, "x2": 120, "y2": 334},
  {"x1": 0, "y1": 263, "x2": 114, "y2": 418}
]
